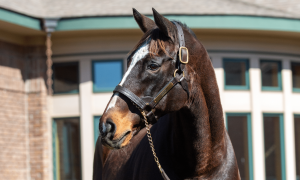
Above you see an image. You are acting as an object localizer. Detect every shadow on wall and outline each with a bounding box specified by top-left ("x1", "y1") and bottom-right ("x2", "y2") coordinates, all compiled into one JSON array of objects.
[
  {"x1": 0, "y1": 40, "x2": 47, "y2": 90},
  {"x1": 0, "y1": 40, "x2": 51, "y2": 180}
]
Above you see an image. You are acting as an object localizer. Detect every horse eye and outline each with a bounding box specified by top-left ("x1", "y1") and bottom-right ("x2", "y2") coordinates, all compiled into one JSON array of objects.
[{"x1": 149, "y1": 64, "x2": 160, "y2": 71}]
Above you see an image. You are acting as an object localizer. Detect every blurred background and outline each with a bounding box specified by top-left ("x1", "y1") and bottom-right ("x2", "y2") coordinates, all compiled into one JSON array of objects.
[{"x1": 0, "y1": 0, "x2": 300, "y2": 180}]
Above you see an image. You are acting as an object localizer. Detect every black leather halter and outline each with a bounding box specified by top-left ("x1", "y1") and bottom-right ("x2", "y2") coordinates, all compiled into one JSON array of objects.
[{"x1": 113, "y1": 22, "x2": 189, "y2": 123}]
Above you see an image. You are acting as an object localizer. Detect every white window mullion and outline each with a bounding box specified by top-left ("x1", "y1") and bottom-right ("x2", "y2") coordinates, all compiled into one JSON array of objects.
[
  {"x1": 282, "y1": 58, "x2": 296, "y2": 180},
  {"x1": 249, "y1": 56, "x2": 265, "y2": 180},
  {"x1": 79, "y1": 59, "x2": 94, "y2": 180}
]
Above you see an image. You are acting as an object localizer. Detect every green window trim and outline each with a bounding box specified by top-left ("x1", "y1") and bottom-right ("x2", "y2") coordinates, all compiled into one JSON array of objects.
[
  {"x1": 261, "y1": 60, "x2": 282, "y2": 91},
  {"x1": 2, "y1": 7, "x2": 300, "y2": 34},
  {"x1": 52, "y1": 90, "x2": 79, "y2": 95},
  {"x1": 52, "y1": 117, "x2": 81, "y2": 180},
  {"x1": 55, "y1": 15, "x2": 300, "y2": 33},
  {"x1": 94, "y1": 116, "x2": 101, "y2": 145},
  {"x1": 223, "y1": 58, "x2": 250, "y2": 90},
  {"x1": 263, "y1": 113, "x2": 286, "y2": 180},
  {"x1": 294, "y1": 114, "x2": 300, "y2": 180},
  {"x1": 52, "y1": 62, "x2": 80, "y2": 95},
  {"x1": 291, "y1": 62, "x2": 300, "y2": 93},
  {"x1": 52, "y1": 119, "x2": 58, "y2": 180},
  {"x1": 293, "y1": 88, "x2": 300, "y2": 93},
  {"x1": 295, "y1": 114, "x2": 300, "y2": 118},
  {"x1": 225, "y1": 113, "x2": 253, "y2": 180},
  {"x1": 92, "y1": 60, "x2": 124, "y2": 93},
  {"x1": 0, "y1": 8, "x2": 41, "y2": 30}
]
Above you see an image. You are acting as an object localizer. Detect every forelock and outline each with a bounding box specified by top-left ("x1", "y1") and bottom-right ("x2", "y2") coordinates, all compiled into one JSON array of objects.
[{"x1": 128, "y1": 28, "x2": 172, "y2": 62}]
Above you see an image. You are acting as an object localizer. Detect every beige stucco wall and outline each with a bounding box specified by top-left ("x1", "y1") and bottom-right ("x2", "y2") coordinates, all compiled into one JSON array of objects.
[{"x1": 50, "y1": 29, "x2": 300, "y2": 56}]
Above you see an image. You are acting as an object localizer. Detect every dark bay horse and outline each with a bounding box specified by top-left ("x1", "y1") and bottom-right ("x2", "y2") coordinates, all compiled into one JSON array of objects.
[{"x1": 93, "y1": 8, "x2": 240, "y2": 180}]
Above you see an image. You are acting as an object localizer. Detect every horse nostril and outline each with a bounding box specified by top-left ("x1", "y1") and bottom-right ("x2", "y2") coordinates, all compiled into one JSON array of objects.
[
  {"x1": 101, "y1": 120, "x2": 116, "y2": 138},
  {"x1": 101, "y1": 122, "x2": 107, "y2": 137},
  {"x1": 106, "y1": 123, "x2": 112, "y2": 132},
  {"x1": 106, "y1": 121, "x2": 115, "y2": 134}
]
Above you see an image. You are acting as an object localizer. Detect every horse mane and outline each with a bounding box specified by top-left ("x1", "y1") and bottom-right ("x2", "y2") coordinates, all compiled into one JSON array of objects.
[
  {"x1": 171, "y1": 20, "x2": 197, "y2": 39},
  {"x1": 128, "y1": 21, "x2": 197, "y2": 61}
]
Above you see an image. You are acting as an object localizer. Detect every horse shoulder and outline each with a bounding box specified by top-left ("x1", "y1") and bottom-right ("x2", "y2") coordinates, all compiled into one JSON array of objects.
[{"x1": 208, "y1": 131, "x2": 241, "y2": 180}]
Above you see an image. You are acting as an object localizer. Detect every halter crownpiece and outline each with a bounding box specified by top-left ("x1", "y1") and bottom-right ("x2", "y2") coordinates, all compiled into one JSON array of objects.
[
  {"x1": 112, "y1": 22, "x2": 189, "y2": 180},
  {"x1": 172, "y1": 22, "x2": 189, "y2": 97},
  {"x1": 173, "y1": 22, "x2": 188, "y2": 64}
]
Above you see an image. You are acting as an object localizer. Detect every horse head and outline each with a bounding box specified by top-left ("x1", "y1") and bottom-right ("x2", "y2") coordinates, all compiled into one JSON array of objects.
[{"x1": 100, "y1": 8, "x2": 199, "y2": 149}]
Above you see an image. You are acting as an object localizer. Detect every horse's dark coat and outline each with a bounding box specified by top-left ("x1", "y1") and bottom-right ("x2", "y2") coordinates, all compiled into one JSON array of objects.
[
  {"x1": 93, "y1": 8, "x2": 241, "y2": 180},
  {"x1": 94, "y1": 115, "x2": 239, "y2": 180}
]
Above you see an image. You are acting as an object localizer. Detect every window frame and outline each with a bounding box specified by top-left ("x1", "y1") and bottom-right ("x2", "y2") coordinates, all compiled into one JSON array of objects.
[
  {"x1": 225, "y1": 113, "x2": 253, "y2": 180},
  {"x1": 94, "y1": 116, "x2": 101, "y2": 145},
  {"x1": 223, "y1": 58, "x2": 250, "y2": 90},
  {"x1": 52, "y1": 117, "x2": 82, "y2": 180},
  {"x1": 92, "y1": 59, "x2": 124, "y2": 93},
  {"x1": 291, "y1": 62, "x2": 300, "y2": 93},
  {"x1": 52, "y1": 61, "x2": 80, "y2": 95},
  {"x1": 260, "y1": 60, "x2": 282, "y2": 91},
  {"x1": 262, "y1": 113, "x2": 286, "y2": 180},
  {"x1": 294, "y1": 114, "x2": 300, "y2": 179}
]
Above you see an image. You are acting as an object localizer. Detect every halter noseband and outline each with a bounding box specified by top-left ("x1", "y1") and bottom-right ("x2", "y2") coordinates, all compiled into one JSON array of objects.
[{"x1": 113, "y1": 22, "x2": 189, "y2": 123}]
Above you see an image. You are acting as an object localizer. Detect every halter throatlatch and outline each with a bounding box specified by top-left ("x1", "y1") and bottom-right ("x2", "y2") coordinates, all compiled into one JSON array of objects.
[{"x1": 112, "y1": 22, "x2": 189, "y2": 180}]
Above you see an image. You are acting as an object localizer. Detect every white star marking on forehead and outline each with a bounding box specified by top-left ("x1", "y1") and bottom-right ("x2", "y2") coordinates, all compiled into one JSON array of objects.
[
  {"x1": 105, "y1": 40, "x2": 150, "y2": 113},
  {"x1": 119, "y1": 40, "x2": 150, "y2": 86}
]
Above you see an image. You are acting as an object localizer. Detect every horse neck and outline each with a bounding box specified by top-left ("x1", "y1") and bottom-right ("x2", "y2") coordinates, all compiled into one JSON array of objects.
[{"x1": 171, "y1": 51, "x2": 226, "y2": 177}]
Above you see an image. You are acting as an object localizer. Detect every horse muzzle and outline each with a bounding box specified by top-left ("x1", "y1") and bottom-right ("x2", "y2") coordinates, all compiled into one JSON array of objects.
[{"x1": 100, "y1": 120, "x2": 131, "y2": 149}]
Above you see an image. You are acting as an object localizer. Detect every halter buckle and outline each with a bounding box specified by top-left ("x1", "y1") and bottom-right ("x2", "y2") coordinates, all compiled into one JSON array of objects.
[
  {"x1": 179, "y1": 47, "x2": 189, "y2": 64},
  {"x1": 174, "y1": 69, "x2": 185, "y2": 77}
]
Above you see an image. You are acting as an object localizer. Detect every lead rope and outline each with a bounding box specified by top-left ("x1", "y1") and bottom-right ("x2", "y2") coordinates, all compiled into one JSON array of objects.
[{"x1": 131, "y1": 101, "x2": 170, "y2": 180}]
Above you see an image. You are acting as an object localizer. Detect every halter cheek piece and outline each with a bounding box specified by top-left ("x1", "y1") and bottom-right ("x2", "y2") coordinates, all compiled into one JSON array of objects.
[{"x1": 113, "y1": 22, "x2": 189, "y2": 123}]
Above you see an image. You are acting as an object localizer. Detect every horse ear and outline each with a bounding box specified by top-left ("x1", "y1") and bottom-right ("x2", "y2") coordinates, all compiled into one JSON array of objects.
[
  {"x1": 133, "y1": 8, "x2": 156, "y2": 33},
  {"x1": 152, "y1": 8, "x2": 176, "y2": 41}
]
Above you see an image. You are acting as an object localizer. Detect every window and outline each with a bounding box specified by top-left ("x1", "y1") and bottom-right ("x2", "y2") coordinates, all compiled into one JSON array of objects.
[
  {"x1": 261, "y1": 60, "x2": 282, "y2": 91},
  {"x1": 263, "y1": 114, "x2": 285, "y2": 180},
  {"x1": 53, "y1": 118, "x2": 81, "y2": 180},
  {"x1": 223, "y1": 59, "x2": 249, "y2": 90},
  {"x1": 226, "y1": 113, "x2": 253, "y2": 180},
  {"x1": 292, "y1": 62, "x2": 300, "y2": 92},
  {"x1": 52, "y1": 62, "x2": 79, "y2": 94},
  {"x1": 294, "y1": 115, "x2": 300, "y2": 180},
  {"x1": 93, "y1": 60, "x2": 123, "y2": 92},
  {"x1": 94, "y1": 116, "x2": 101, "y2": 145}
]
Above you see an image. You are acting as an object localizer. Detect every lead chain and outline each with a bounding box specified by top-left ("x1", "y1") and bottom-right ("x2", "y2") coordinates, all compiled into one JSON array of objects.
[{"x1": 131, "y1": 101, "x2": 163, "y2": 173}]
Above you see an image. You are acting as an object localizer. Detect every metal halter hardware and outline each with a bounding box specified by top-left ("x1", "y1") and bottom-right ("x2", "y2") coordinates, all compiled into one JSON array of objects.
[
  {"x1": 179, "y1": 47, "x2": 188, "y2": 64},
  {"x1": 112, "y1": 22, "x2": 189, "y2": 180}
]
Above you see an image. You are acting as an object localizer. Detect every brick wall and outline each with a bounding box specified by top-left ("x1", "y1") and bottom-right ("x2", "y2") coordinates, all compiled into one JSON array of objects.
[
  {"x1": 26, "y1": 45, "x2": 50, "y2": 180},
  {"x1": 0, "y1": 41, "x2": 27, "y2": 180},
  {"x1": 0, "y1": 40, "x2": 50, "y2": 180}
]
